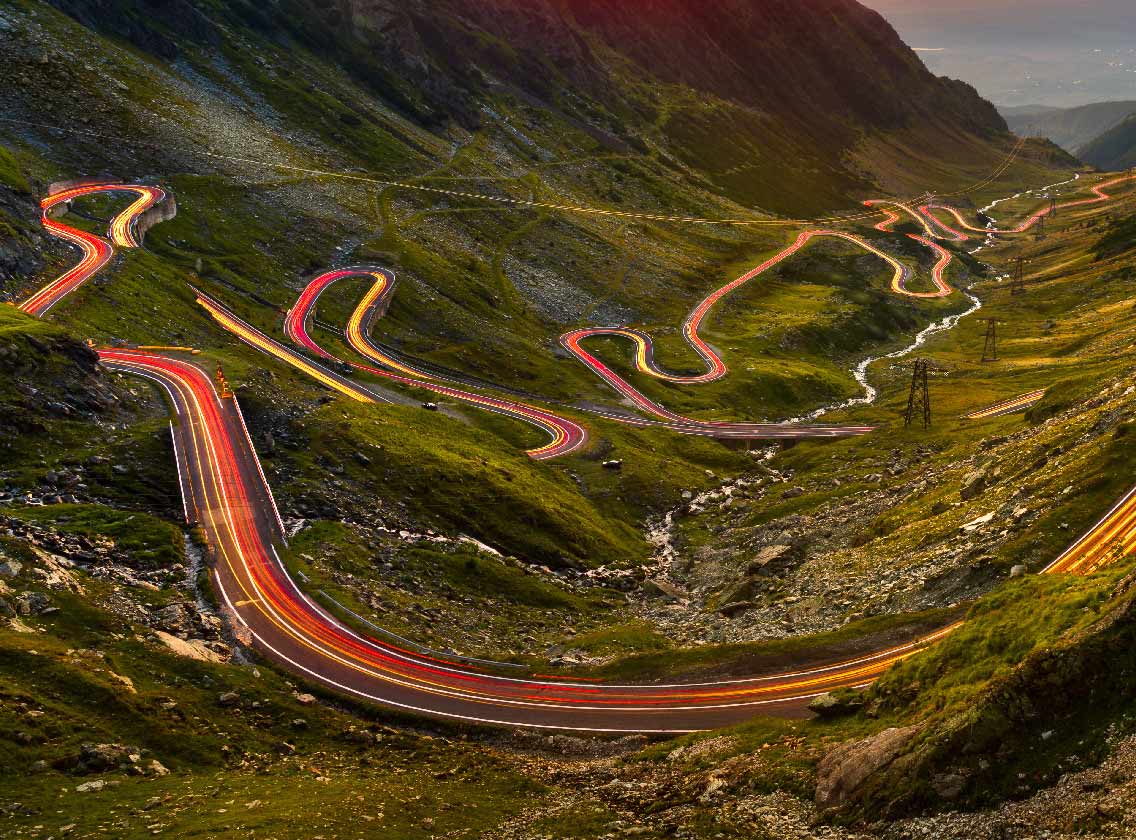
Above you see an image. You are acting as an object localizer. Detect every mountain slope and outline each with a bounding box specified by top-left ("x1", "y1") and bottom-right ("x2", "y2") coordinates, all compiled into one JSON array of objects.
[
  {"x1": 1001, "y1": 100, "x2": 1136, "y2": 155},
  {"x1": 40, "y1": 0, "x2": 1017, "y2": 215},
  {"x1": 1079, "y1": 113, "x2": 1136, "y2": 171}
]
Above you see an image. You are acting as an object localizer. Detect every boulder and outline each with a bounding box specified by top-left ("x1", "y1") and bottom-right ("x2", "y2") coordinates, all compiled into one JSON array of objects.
[
  {"x1": 960, "y1": 470, "x2": 987, "y2": 501},
  {"x1": 217, "y1": 691, "x2": 240, "y2": 707},
  {"x1": 931, "y1": 771, "x2": 967, "y2": 800},
  {"x1": 960, "y1": 511, "x2": 996, "y2": 533},
  {"x1": 77, "y1": 742, "x2": 138, "y2": 774},
  {"x1": 717, "y1": 600, "x2": 753, "y2": 617},
  {"x1": 152, "y1": 602, "x2": 196, "y2": 633},
  {"x1": 815, "y1": 726, "x2": 920, "y2": 810},
  {"x1": 718, "y1": 575, "x2": 763, "y2": 607},
  {"x1": 808, "y1": 691, "x2": 865, "y2": 718},
  {"x1": 641, "y1": 578, "x2": 688, "y2": 602},
  {"x1": 746, "y1": 544, "x2": 793, "y2": 575},
  {"x1": 15, "y1": 591, "x2": 51, "y2": 616},
  {"x1": 0, "y1": 559, "x2": 22, "y2": 578}
]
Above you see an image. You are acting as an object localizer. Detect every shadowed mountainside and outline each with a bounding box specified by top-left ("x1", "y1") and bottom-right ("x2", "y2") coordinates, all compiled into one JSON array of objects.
[
  {"x1": 44, "y1": 0, "x2": 1013, "y2": 214},
  {"x1": 1002, "y1": 101, "x2": 1136, "y2": 157},
  {"x1": 1079, "y1": 113, "x2": 1136, "y2": 171}
]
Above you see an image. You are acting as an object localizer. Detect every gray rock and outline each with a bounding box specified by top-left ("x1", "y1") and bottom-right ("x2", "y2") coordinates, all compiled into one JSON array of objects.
[
  {"x1": 77, "y1": 742, "x2": 137, "y2": 773},
  {"x1": 217, "y1": 691, "x2": 240, "y2": 707},
  {"x1": 808, "y1": 691, "x2": 865, "y2": 718},
  {"x1": 931, "y1": 771, "x2": 968, "y2": 800},
  {"x1": 152, "y1": 603, "x2": 190, "y2": 632},
  {"x1": 960, "y1": 470, "x2": 987, "y2": 501},
  {"x1": 641, "y1": 578, "x2": 688, "y2": 602},
  {"x1": 718, "y1": 575, "x2": 763, "y2": 607},
  {"x1": 815, "y1": 726, "x2": 920, "y2": 810},
  {"x1": 0, "y1": 559, "x2": 22, "y2": 578},
  {"x1": 717, "y1": 600, "x2": 754, "y2": 617},
  {"x1": 746, "y1": 544, "x2": 793, "y2": 575},
  {"x1": 75, "y1": 779, "x2": 106, "y2": 793},
  {"x1": 15, "y1": 591, "x2": 51, "y2": 616},
  {"x1": 1010, "y1": 564, "x2": 1028, "y2": 577}
]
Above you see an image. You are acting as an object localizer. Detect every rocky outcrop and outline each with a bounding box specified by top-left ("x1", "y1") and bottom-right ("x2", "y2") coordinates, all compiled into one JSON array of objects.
[
  {"x1": 815, "y1": 725, "x2": 920, "y2": 811},
  {"x1": 834, "y1": 570, "x2": 1136, "y2": 820}
]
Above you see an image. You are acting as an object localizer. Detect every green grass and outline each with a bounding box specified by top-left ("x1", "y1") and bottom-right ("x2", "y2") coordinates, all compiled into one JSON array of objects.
[
  {"x1": 1, "y1": 503, "x2": 184, "y2": 569},
  {"x1": 584, "y1": 607, "x2": 962, "y2": 683},
  {"x1": 0, "y1": 582, "x2": 544, "y2": 839},
  {"x1": 871, "y1": 562, "x2": 1132, "y2": 718}
]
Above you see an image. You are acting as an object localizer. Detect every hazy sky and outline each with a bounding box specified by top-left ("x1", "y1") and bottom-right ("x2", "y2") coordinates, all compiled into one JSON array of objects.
[{"x1": 863, "y1": 0, "x2": 1136, "y2": 107}]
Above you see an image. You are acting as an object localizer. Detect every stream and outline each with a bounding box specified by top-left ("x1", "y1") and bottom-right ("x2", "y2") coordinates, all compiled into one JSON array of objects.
[{"x1": 790, "y1": 171, "x2": 1079, "y2": 423}]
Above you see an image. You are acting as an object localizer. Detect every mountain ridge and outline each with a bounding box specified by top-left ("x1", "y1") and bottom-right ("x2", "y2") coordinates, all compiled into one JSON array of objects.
[
  {"x1": 1001, "y1": 100, "x2": 1136, "y2": 156},
  {"x1": 42, "y1": 0, "x2": 1016, "y2": 214}
]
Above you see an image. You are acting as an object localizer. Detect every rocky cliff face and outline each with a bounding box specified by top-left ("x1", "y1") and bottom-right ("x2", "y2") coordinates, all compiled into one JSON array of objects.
[
  {"x1": 44, "y1": 0, "x2": 1011, "y2": 210},
  {"x1": 333, "y1": 0, "x2": 1006, "y2": 139}
]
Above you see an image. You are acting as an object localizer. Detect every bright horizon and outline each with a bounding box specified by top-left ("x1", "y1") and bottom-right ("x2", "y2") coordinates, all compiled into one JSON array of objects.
[{"x1": 864, "y1": 0, "x2": 1136, "y2": 107}]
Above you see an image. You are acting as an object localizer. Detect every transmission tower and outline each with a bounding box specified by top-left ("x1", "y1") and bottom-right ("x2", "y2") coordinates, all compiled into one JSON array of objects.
[
  {"x1": 980, "y1": 318, "x2": 1002, "y2": 362},
  {"x1": 1010, "y1": 255, "x2": 1026, "y2": 296},
  {"x1": 904, "y1": 358, "x2": 942, "y2": 429},
  {"x1": 1034, "y1": 215, "x2": 1047, "y2": 241},
  {"x1": 1049, "y1": 195, "x2": 1058, "y2": 217}
]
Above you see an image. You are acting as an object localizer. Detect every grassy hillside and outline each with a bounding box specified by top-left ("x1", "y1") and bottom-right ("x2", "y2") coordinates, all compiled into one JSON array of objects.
[{"x1": 6, "y1": 0, "x2": 1136, "y2": 837}]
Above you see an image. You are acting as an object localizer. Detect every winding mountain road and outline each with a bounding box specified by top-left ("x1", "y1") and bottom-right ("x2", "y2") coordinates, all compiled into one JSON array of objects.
[
  {"x1": 16, "y1": 169, "x2": 1136, "y2": 731},
  {"x1": 19, "y1": 182, "x2": 165, "y2": 317}
]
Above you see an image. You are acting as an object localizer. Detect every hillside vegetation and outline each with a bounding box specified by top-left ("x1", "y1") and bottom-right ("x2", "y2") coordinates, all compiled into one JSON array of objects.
[{"x1": 5, "y1": 0, "x2": 1136, "y2": 838}]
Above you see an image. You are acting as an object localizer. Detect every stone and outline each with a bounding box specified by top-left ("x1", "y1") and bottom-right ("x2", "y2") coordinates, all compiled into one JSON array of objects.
[
  {"x1": 815, "y1": 726, "x2": 920, "y2": 810},
  {"x1": 152, "y1": 603, "x2": 190, "y2": 633},
  {"x1": 931, "y1": 771, "x2": 967, "y2": 800},
  {"x1": 78, "y1": 743, "x2": 136, "y2": 773},
  {"x1": 746, "y1": 544, "x2": 793, "y2": 574},
  {"x1": 147, "y1": 759, "x2": 169, "y2": 777},
  {"x1": 960, "y1": 511, "x2": 996, "y2": 532},
  {"x1": 782, "y1": 486, "x2": 804, "y2": 499},
  {"x1": 960, "y1": 470, "x2": 987, "y2": 501},
  {"x1": 718, "y1": 575, "x2": 763, "y2": 607},
  {"x1": 218, "y1": 691, "x2": 240, "y2": 707},
  {"x1": 1010, "y1": 564, "x2": 1028, "y2": 578},
  {"x1": 293, "y1": 692, "x2": 317, "y2": 706},
  {"x1": 15, "y1": 591, "x2": 51, "y2": 616},
  {"x1": 641, "y1": 578, "x2": 688, "y2": 602},
  {"x1": 0, "y1": 560, "x2": 22, "y2": 578},
  {"x1": 110, "y1": 673, "x2": 136, "y2": 693},
  {"x1": 717, "y1": 600, "x2": 753, "y2": 617},
  {"x1": 154, "y1": 631, "x2": 226, "y2": 663},
  {"x1": 808, "y1": 691, "x2": 864, "y2": 718},
  {"x1": 602, "y1": 459, "x2": 623, "y2": 470},
  {"x1": 75, "y1": 780, "x2": 106, "y2": 793}
]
